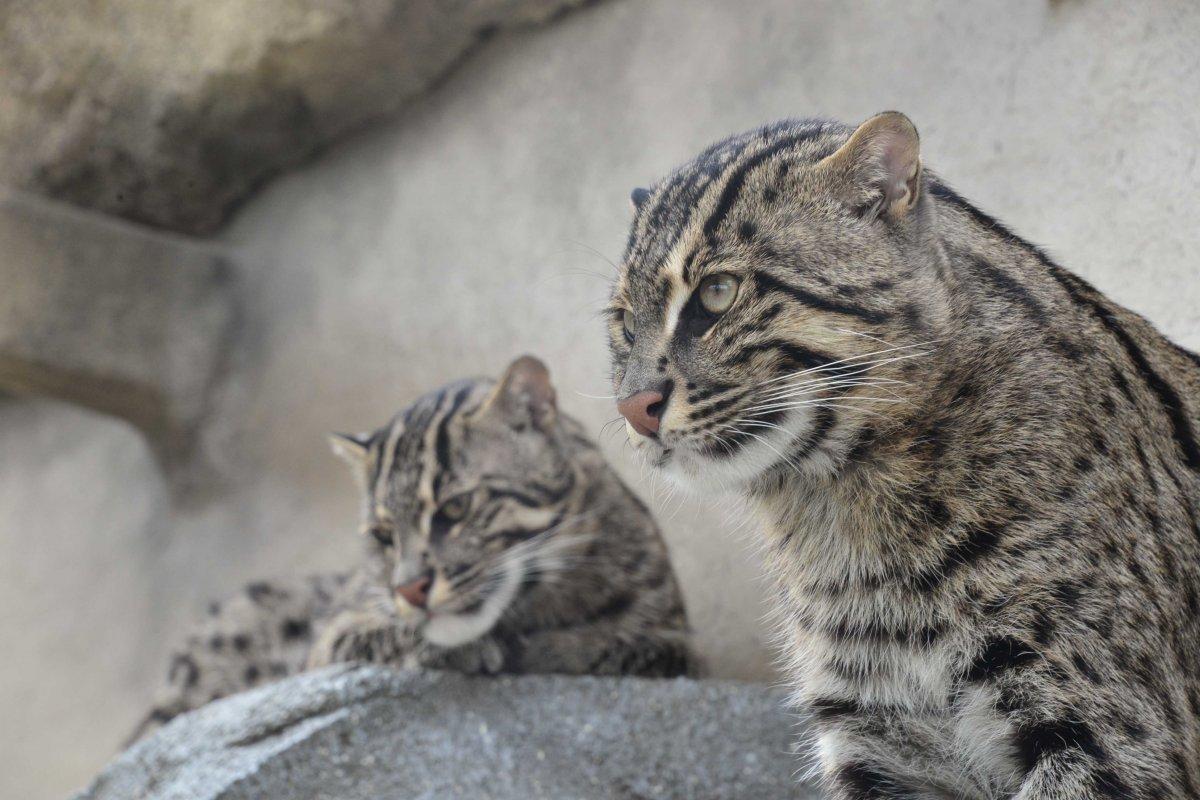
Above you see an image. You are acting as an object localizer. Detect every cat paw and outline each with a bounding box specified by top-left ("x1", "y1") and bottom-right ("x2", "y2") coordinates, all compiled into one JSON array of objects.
[{"x1": 418, "y1": 637, "x2": 505, "y2": 675}]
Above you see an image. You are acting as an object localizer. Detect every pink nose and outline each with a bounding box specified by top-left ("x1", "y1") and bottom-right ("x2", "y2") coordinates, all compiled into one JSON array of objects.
[
  {"x1": 618, "y1": 390, "x2": 666, "y2": 437},
  {"x1": 396, "y1": 574, "x2": 432, "y2": 608}
]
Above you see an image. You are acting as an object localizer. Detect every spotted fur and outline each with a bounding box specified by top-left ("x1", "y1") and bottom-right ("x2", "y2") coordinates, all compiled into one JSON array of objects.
[
  {"x1": 131, "y1": 356, "x2": 692, "y2": 742},
  {"x1": 609, "y1": 113, "x2": 1200, "y2": 798}
]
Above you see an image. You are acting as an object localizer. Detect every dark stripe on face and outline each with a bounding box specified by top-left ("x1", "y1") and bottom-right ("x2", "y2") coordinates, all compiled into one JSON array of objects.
[
  {"x1": 700, "y1": 126, "x2": 826, "y2": 246},
  {"x1": 718, "y1": 301, "x2": 786, "y2": 340},
  {"x1": 377, "y1": 395, "x2": 440, "y2": 499},
  {"x1": 434, "y1": 384, "x2": 475, "y2": 479},
  {"x1": 721, "y1": 337, "x2": 846, "y2": 384},
  {"x1": 700, "y1": 408, "x2": 788, "y2": 458},
  {"x1": 1050, "y1": 267, "x2": 1200, "y2": 470},
  {"x1": 686, "y1": 382, "x2": 739, "y2": 405},
  {"x1": 688, "y1": 389, "x2": 750, "y2": 422},
  {"x1": 487, "y1": 517, "x2": 561, "y2": 546},
  {"x1": 627, "y1": 135, "x2": 759, "y2": 275},
  {"x1": 488, "y1": 487, "x2": 548, "y2": 508},
  {"x1": 753, "y1": 271, "x2": 889, "y2": 326}
]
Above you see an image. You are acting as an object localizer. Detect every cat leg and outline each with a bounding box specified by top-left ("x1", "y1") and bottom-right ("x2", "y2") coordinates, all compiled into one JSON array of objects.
[
  {"x1": 415, "y1": 636, "x2": 507, "y2": 675},
  {"x1": 306, "y1": 611, "x2": 414, "y2": 669},
  {"x1": 498, "y1": 626, "x2": 693, "y2": 677}
]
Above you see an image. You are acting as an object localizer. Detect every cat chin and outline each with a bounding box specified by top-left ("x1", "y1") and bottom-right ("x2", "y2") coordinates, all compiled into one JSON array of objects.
[
  {"x1": 657, "y1": 447, "x2": 778, "y2": 495},
  {"x1": 422, "y1": 557, "x2": 523, "y2": 648},
  {"x1": 643, "y1": 431, "x2": 802, "y2": 496}
]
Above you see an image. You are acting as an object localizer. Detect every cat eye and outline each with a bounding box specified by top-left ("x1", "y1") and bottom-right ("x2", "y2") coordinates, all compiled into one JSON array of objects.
[
  {"x1": 622, "y1": 309, "x2": 637, "y2": 344},
  {"x1": 438, "y1": 494, "x2": 472, "y2": 522},
  {"x1": 698, "y1": 273, "x2": 740, "y2": 315}
]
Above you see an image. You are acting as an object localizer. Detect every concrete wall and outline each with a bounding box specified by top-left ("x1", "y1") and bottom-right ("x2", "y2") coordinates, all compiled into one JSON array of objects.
[{"x1": 3, "y1": 1, "x2": 1199, "y2": 798}]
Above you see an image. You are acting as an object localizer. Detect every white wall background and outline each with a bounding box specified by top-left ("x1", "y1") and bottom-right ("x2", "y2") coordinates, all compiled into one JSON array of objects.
[{"x1": 3, "y1": 1, "x2": 1199, "y2": 797}]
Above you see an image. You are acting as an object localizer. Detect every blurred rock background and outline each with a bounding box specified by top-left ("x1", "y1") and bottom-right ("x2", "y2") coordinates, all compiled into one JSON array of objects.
[{"x1": 1, "y1": 1, "x2": 1198, "y2": 797}]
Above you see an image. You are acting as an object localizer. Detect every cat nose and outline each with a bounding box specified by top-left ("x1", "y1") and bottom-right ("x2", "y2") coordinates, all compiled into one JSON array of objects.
[
  {"x1": 618, "y1": 381, "x2": 673, "y2": 437},
  {"x1": 396, "y1": 571, "x2": 433, "y2": 609}
]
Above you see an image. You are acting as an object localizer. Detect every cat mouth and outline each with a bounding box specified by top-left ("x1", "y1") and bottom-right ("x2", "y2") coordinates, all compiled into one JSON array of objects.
[
  {"x1": 421, "y1": 559, "x2": 524, "y2": 648},
  {"x1": 627, "y1": 429, "x2": 675, "y2": 465}
]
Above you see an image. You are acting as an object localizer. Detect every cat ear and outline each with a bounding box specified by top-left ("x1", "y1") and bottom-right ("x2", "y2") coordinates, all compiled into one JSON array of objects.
[
  {"x1": 328, "y1": 431, "x2": 370, "y2": 467},
  {"x1": 630, "y1": 187, "x2": 652, "y2": 211},
  {"x1": 820, "y1": 111, "x2": 922, "y2": 221},
  {"x1": 483, "y1": 355, "x2": 557, "y2": 431}
]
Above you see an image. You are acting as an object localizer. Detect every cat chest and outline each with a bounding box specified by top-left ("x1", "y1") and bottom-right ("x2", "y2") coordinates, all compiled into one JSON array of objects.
[{"x1": 788, "y1": 598, "x2": 1022, "y2": 798}]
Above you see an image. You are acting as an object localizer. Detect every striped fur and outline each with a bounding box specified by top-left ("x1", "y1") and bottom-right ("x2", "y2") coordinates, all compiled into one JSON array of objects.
[
  {"x1": 609, "y1": 113, "x2": 1200, "y2": 798},
  {"x1": 130, "y1": 356, "x2": 692, "y2": 742}
]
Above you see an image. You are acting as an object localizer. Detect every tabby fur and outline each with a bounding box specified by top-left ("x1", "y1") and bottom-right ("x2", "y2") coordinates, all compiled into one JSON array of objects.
[
  {"x1": 132, "y1": 356, "x2": 692, "y2": 742},
  {"x1": 608, "y1": 113, "x2": 1200, "y2": 799}
]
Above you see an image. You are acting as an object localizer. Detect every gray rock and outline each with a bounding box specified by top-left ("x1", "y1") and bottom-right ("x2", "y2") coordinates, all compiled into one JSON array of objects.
[
  {"x1": 0, "y1": 191, "x2": 237, "y2": 463},
  {"x1": 0, "y1": 0, "x2": 596, "y2": 235},
  {"x1": 74, "y1": 665, "x2": 821, "y2": 800}
]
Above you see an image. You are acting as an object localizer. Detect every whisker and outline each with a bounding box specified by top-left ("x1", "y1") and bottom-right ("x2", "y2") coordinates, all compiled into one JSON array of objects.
[
  {"x1": 751, "y1": 340, "x2": 938, "y2": 390},
  {"x1": 566, "y1": 239, "x2": 620, "y2": 273},
  {"x1": 754, "y1": 376, "x2": 909, "y2": 404},
  {"x1": 743, "y1": 396, "x2": 907, "y2": 415}
]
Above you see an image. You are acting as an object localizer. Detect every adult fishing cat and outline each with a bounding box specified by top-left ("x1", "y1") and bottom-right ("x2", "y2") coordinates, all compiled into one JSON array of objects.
[
  {"x1": 610, "y1": 113, "x2": 1200, "y2": 798},
  {"x1": 132, "y1": 355, "x2": 692, "y2": 741}
]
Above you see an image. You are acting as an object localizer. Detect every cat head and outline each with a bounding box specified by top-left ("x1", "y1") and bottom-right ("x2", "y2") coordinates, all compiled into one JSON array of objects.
[
  {"x1": 330, "y1": 355, "x2": 584, "y2": 647},
  {"x1": 609, "y1": 113, "x2": 947, "y2": 493}
]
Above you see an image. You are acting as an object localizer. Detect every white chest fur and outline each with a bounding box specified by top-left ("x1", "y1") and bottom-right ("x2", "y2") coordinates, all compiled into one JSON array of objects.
[{"x1": 756, "y1": 495, "x2": 1021, "y2": 799}]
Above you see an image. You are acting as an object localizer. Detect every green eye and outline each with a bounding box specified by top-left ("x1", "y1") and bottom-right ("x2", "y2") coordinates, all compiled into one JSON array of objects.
[
  {"x1": 622, "y1": 309, "x2": 637, "y2": 343},
  {"x1": 439, "y1": 494, "x2": 471, "y2": 522},
  {"x1": 698, "y1": 273, "x2": 740, "y2": 315}
]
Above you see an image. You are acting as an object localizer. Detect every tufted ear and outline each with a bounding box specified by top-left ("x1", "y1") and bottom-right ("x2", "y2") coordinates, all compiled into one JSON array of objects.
[
  {"x1": 630, "y1": 187, "x2": 652, "y2": 211},
  {"x1": 482, "y1": 355, "x2": 557, "y2": 432},
  {"x1": 328, "y1": 431, "x2": 370, "y2": 467},
  {"x1": 820, "y1": 111, "x2": 922, "y2": 221}
]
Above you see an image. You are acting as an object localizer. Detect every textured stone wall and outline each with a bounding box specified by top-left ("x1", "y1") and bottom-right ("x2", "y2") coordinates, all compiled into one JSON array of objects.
[{"x1": 0, "y1": 0, "x2": 591, "y2": 234}]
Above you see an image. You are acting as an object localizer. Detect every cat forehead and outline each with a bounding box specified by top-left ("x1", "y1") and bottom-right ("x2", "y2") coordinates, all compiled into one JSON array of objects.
[
  {"x1": 364, "y1": 380, "x2": 488, "y2": 504},
  {"x1": 619, "y1": 119, "x2": 849, "y2": 298},
  {"x1": 363, "y1": 376, "x2": 556, "y2": 512}
]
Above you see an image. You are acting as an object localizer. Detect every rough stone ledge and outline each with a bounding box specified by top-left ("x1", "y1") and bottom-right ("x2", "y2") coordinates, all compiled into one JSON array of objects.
[
  {"x1": 1, "y1": 0, "x2": 600, "y2": 235},
  {"x1": 73, "y1": 665, "x2": 822, "y2": 800},
  {"x1": 0, "y1": 190, "x2": 237, "y2": 463}
]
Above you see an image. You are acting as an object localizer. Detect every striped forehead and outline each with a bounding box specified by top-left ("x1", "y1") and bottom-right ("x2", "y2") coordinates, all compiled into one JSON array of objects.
[
  {"x1": 368, "y1": 380, "x2": 486, "y2": 516},
  {"x1": 621, "y1": 119, "x2": 845, "y2": 299}
]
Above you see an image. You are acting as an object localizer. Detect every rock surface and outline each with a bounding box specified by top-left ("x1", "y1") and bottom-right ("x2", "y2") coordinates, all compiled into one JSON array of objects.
[
  {"x1": 0, "y1": 190, "x2": 236, "y2": 462},
  {"x1": 73, "y1": 665, "x2": 820, "y2": 800},
  {"x1": 0, "y1": 0, "x2": 594, "y2": 235}
]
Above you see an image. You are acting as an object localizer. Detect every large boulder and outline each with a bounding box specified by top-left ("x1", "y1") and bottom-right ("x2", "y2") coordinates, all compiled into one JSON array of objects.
[
  {"x1": 0, "y1": 0, "x2": 594, "y2": 235},
  {"x1": 74, "y1": 665, "x2": 822, "y2": 799}
]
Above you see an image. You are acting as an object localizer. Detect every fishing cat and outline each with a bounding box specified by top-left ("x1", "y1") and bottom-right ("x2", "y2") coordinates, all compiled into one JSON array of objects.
[
  {"x1": 132, "y1": 355, "x2": 692, "y2": 741},
  {"x1": 609, "y1": 112, "x2": 1200, "y2": 798}
]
